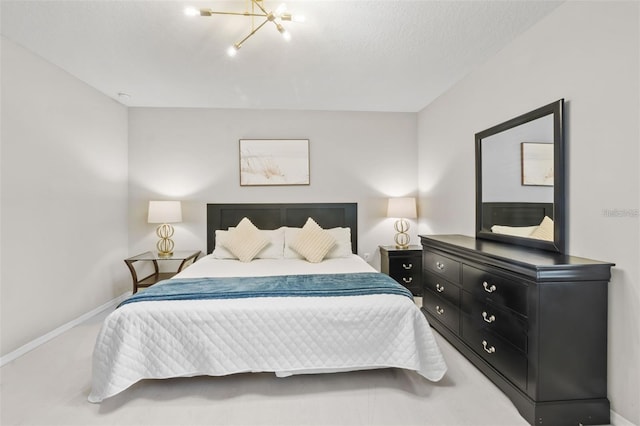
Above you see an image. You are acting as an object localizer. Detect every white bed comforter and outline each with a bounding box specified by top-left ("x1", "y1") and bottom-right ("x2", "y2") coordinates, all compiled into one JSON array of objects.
[{"x1": 89, "y1": 255, "x2": 447, "y2": 402}]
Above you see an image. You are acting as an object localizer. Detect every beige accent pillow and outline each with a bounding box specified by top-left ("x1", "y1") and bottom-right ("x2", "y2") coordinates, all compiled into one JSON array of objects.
[
  {"x1": 530, "y1": 216, "x2": 554, "y2": 241},
  {"x1": 213, "y1": 227, "x2": 284, "y2": 259},
  {"x1": 284, "y1": 226, "x2": 352, "y2": 259},
  {"x1": 220, "y1": 217, "x2": 269, "y2": 262},
  {"x1": 289, "y1": 218, "x2": 337, "y2": 263}
]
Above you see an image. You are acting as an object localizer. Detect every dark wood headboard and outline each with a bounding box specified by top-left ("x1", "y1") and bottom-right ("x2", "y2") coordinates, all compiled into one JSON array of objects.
[
  {"x1": 481, "y1": 202, "x2": 553, "y2": 230},
  {"x1": 206, "y1": 203, "x2": 358, "y2": 254}
]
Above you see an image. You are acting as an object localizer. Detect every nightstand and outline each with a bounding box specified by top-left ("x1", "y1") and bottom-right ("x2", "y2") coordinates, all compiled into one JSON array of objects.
[
  {"x1": 379, "y1": 245, "x2": 422, "y2": 296},
  {"x1": 125, "y1": 250, "x2": 201, "y2": 293}
]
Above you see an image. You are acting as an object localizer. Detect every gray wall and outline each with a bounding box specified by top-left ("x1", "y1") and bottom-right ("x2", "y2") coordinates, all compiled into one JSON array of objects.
[
  {"x1": 0, "y1": 37, "x2": 130, "y2": 355},
  {"x1": 127, "y1": 108, "x2": 420, "y2": 271},
  {"x1": 417, "y1": 2, "x2": 639, "y2": 424}
]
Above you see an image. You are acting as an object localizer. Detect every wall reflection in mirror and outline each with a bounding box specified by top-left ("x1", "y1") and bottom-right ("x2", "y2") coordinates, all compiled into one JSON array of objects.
[{"x1": 475, "y1": 99, "x2": 565, "y2": 253}]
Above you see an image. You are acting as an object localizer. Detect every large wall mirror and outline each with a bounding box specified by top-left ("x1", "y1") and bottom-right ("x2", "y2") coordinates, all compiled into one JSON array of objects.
[{"x1": 475, "y1": 99, "x2": 565, "y2": 252}]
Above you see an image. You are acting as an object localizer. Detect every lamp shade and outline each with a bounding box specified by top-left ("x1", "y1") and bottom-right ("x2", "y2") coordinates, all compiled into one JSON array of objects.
[
  {"x1": 148, "y1": 201, "x2": 182, "y2": 224},
  {"x1": 387, "y1": 197, "x2": 417, "y2": 219}
]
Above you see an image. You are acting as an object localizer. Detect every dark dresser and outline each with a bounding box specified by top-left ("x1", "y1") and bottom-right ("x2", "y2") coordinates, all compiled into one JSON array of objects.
[
  {"x1": 380, "y1": 245, "x2": 422, "y2": 296},
  {"x1": 420, "y1": 234, "x2": 614, "y2": 426}
]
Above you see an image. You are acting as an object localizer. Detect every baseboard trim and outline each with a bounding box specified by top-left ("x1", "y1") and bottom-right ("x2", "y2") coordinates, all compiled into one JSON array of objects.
[
  {"x1": 610, "y1": 410, "x2": 635, "y2": 426},
  {"x1": 0, "y1": 292, "x2": 130, "y2": 367}
]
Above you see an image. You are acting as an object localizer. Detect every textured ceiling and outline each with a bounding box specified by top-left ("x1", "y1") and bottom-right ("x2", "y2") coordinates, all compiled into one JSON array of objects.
[{"x1": 1, "y1": 0, "x2": 563, "y2": 112}]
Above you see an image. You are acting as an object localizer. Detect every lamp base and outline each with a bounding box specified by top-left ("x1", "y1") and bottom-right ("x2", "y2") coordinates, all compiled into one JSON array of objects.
[
  {"x1": 394, "y1": 232, "x2": 410, "y2": 249},
  {"x1": 156, "y1": 224, "x2": 175, "y2": 257},
  {"x1": 394, "y1": 219, "x2": 411, "y2": 249}
]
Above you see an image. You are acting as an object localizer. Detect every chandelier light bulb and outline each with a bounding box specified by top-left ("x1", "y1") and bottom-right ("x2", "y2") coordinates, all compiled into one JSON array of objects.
[
  {"x1": 282, "y1": 13, "x2": 305, "y2": 23},
  {"x1": 184, "y1": 6, "x2": 199, "y2": 17},
  {"x1": 275, "y1": 3, "x2": 287, "y2": 17},
  {"x1": 227, "y1": 45, "x2": 239, "y2": 57},
  {"x1": 276, "y1": 23, "x2": 291, "y2": 41}
]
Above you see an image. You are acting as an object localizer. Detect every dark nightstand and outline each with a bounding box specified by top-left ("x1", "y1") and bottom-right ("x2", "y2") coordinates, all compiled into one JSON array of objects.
[
  {"x1": 124, "y1": 250, "x2": 201, "y2": 293},
  {"x1": 379, "y1": 245, "x2": 422, "y2": 296}
]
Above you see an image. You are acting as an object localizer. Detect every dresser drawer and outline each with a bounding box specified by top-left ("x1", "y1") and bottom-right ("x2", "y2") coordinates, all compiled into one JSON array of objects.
[
  {"x1": 423, "y1": 250, "x2": 461, "y2": 283},
  {"x1": 462, "y1": 318, "x2": 528, "y2": 391},
  {"x1": 461, "y1": 292, "x2": 527, "y2": 352},
  {"x1": 462, "y1": 265, "x2": 528, "y2": 315},
  {"x1": 423, "y1": 270, "x2": 461, "y2": 306},
  {"x1": 422, "y1": 289, "x2": 460, "y2": 334}
]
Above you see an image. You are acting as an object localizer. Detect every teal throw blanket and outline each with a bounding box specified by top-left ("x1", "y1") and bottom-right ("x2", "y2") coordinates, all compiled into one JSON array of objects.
[{"x1": 119, "y1": 272, "x2": 412, "y2": 307}]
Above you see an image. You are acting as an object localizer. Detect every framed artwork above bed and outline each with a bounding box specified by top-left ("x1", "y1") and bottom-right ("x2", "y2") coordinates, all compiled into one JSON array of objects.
[{"x1": 239, "y1": 139, "x2": 310, "y2": 186}]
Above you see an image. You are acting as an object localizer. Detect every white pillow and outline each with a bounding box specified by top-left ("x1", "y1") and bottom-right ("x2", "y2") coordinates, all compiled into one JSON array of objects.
[
  {"x1": 491, "y1": 224, "x2": 539, "y2": 237},
  {"x1": 284, "y1": 227, "x2": 304, "y2": 259},
  {"x1": 530, "y1": 216, "x2": 554, "y2": 241},
  {"x1": 325, "y1": 227, "x2": 352, "y2": 258},
  {"x1": 219, "y1": 217, "x2": 269, "y2": 262},
  {"x1": 289, "y1": 218, "x2": 337, "y2": 263},
  {"x1": 257, "y1": 227, "x2": 285, "y2": 258},
  {"x1": 212, "y1": 229, "x2": 236, "y2": 259},
  {"x1": 214, "y1": 227, "x2": 285, "y2": 259}
]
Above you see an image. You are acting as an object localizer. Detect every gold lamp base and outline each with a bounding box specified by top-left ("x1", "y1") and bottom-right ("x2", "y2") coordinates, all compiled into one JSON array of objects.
[
  {"x1": 394, "y1": 218, "x2": 411, "y2": 249},
  {"x1": 156, "y1": 223, "x2": 175, "y2": 257}
]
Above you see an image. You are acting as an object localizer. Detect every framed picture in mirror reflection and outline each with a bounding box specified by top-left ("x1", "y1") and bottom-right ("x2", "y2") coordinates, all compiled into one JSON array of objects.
[{"x1": 521, "y1": 142, "x2": 554, "y2": 186}]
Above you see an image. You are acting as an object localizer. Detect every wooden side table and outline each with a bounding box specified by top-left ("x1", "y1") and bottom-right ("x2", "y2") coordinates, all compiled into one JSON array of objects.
[
  {"x1": 379, "y1": 245, "x2": 422, "y2": 296},
  {"x1": 125, "y1": 250, "x2": 201, "y2": 293}
]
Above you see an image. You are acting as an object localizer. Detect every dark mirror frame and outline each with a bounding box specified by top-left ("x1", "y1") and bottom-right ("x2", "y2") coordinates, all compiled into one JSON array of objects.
[{"x1": 475, "y1": 99, "x2": 565, "y2": 253}]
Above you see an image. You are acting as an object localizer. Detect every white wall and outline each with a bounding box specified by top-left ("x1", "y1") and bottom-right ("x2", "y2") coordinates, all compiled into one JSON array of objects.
[
  {"x1": 417, "y1": 2, "x2": 639, "y2": 424},
  {"x1": 127, "y1": 108, "x2": 419, "y2": 270},
  {"x1": 0, "y1": 37, "x2": 129, "y2": 356}
]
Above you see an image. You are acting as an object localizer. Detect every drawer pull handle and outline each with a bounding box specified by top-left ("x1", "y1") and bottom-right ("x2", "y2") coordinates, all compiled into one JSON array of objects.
[
  {"x1": 402, "y1": 277, "x2": 413, "y2": 283},
  {"x1": 436, "y1": 261, "x2": 445, "y2": 271},
  {"x1": 483, "y1": 281, "x2": 497, "y2": 293},
  {"x1": 482, "y1": 311, "x2": 496, "y2": 323},
  {"x1": 482, "y1": 340, "x2": 496, "y2": 354},
  {"x1": 435, "y1": 305, "x2": 445, "y2": 315},
  {"x1": 402, "y1": 263, "x2": 413, "y2": 270},
  {"x1": 436, "y1": 283, "x2": 445, "y2": 293}
]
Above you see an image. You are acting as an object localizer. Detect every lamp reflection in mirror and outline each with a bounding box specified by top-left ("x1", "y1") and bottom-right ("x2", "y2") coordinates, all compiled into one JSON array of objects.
[
  {"x1": 148, "y1": 201, "x2": 182, "y2": 257},
  {"x1": 387, "y1": 197, "x2": 417, "y2": 249}
]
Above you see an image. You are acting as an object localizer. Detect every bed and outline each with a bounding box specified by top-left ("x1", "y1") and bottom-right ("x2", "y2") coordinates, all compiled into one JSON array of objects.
[{"x1": 88, "y1": 203, "x2": 447, "y2": 403}]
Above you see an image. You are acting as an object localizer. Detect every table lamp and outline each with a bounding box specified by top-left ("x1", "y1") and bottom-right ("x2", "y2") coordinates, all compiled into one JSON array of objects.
[{"x1": 148, "y1": 201, "x2": 182, "y2": 257}]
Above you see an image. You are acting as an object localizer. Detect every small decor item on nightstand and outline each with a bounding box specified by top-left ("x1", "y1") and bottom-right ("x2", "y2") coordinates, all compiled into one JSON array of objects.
[
  {"x1": 387, "y1": 197, "x2": 417, "y2": 249},
  {"x1": 148, "y1": 201, "x2": 182, "y2": 257}
]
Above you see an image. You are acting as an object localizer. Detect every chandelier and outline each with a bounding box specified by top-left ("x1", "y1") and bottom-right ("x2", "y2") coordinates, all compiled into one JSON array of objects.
[{"x1": 185, "y1": 1, "x2": 305, "y2": 57}]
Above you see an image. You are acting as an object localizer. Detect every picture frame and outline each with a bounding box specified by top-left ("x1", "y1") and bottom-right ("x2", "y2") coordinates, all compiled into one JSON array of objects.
[
  {"x1": 521, "y1": 142, "x2": 554, "y2": 186},
  {"x1": 239, "y1": 139, "x2": 310, "y2": 186}
]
